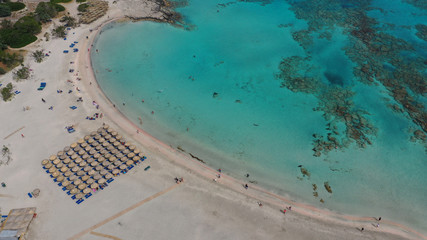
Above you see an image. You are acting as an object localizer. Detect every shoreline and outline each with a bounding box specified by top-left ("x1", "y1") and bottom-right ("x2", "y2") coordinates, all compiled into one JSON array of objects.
[
  {"x1": 82, "y1": 16, "x2": 426, "y2": 240},
  {"x1": 0, "y1": 1, "x2": 425, "y2": 239}
]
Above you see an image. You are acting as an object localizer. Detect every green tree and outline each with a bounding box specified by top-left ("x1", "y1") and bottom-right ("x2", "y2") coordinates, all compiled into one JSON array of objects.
[
  {"x1": 60, "y1": 15, "x2": 77, "y2": 28},
  {"x1": 14, "y1": 16, "x2": 41, "y2": 35},
  {"x1": 13, "y1": 66, "x2": 30, "y2": 81},
  {"x1": 0, "y1": 4, "x2": 11, "y2": 17},
  {"x1": 35, "y1": 2, "x2": 57, "y2": 22},
  {"x1": 1, "y1": 19, "x2": 13, "y2": 29}
]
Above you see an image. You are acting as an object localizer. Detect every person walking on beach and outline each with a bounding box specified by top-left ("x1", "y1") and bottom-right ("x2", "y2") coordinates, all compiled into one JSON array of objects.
[
  {"x1": 283, "y1": 209, "x2": 287, "y2": 215},
  {"x1": 378, "y1": 217, "x2": 381, "y2": 221},
  {"x1": 244, "y1": 184, "x2": 248, "y2": 189},
  {"x1": 21, "y1": 134, "x2": 25, "y2": 138},
  {"x1": 361, "y1": 227, "x2": 364, "y2": 232}
]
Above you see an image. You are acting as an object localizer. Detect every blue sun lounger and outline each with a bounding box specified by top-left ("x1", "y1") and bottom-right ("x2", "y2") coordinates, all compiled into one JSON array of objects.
[
  {"x1": 38, "y1": 82, "x2": 46, "y2": 90},
  {"x1": 63, "y1": 50, "x2": 69, "y2": 53},
  {"x1": 70, "y1": 106, "x2": 77, "y2": 110}
]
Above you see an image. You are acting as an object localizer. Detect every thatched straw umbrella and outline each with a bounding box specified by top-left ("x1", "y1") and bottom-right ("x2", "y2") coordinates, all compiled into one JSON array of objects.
[
  {"x1": 56, "y1": 162, "x2": 64, "y2": 169},
  {"x1": 107, "y1": 145, "x2": 115, "y2": 152},
  {"x1": 88, "y1": 169, "x2": 96, "y2": 176},
  {"x1": 83, "y1": 188, "x2": 91, "y2": 194},
  {"x1": 60, "y1": 166, "x2": 68, "y2": 173},
  {"x1": 111, "y1": 149, "x2": 119, "y2": 155},
  {"x1": 49, "y1": 155, "x2": 57, "y2": 161},
  {"x1": 109, "y1": 156, "x2": 117, "y2": 162},
  {"x1": 90, "y1": 183, "x2": 99, "y2": 189},
  {"x1": 100, "y1": 149, "x2": 108, "y2": 155},
  {"x1": 49, "y1": 167, "x2": 56, "y2": 173},
  {"x1": 93, "y1": 174, "x2": 102, "y2": 180},
  {"x1": 78, "y1": 183, "x2": 87, "y2": 190},
  {"x1": 70, "y1": 188, "x2": 78, "y2": 195},
  {"x1": 77, "y1": 170, "x2": 85, "y2": 176},
  {"x1": 78, "y1": 150, "x2": 85, "y2": 156},
  {"x1": 57, "y1": 151, "x2": 65, "y2": 156},
  {"x1": 112, "y1": 169, "x2": 120, "y2": 176},
  {"x1": 107, "y1": 127, "x2": 113, "y2": 133},
  {"x1": 124, "y1": 142, "x2": 131, "y2": 148},
  {"x1": 105, "y1": 173, "x2": 113, "y2": 179},
  {"x1": 116, "y1": 153, "x2": 124, "y2": 158},
  {"x1": 95, "y1": 145, "x2": 102, "y2": 151},
  {"x1": 115, "y1": 135, "x2": 122, "y2": 141},
  {"x1": 113, "y1": 141, "x2": 120, "y2": 147},
  {"x1": 107, "y1": 164, "x2": 115, "y2": 170},
  {"x1": 119, "y1": 165, "x2": 127, "y2": 170},
  {"x1": 94, "y1": 134, "x2": 101, "y2": 140},
  {"x1": 57, "y1": 175, "x2": 64, "y2": 182},
  {"x1": 102, "y1": 161, "x2": 110, "y2": 167},
  {"x1": 84, "y1": 146, "x2": 91, "y2": 152},
  {"x1": 73, "y1": 179, "x2": 82, "y2": 186},
  {"x1": 41, "y1": 159, "x2": 49, "y2": 166},
  {"x1": 134, "y1": 149, "x2": 141, "y2": 154},
  {"x1": 52, "y1": 171, "x2": 60, "y2": 178},
  {"x1": 84, "y1": 135, "x2": 90, "y2": 141},
  {"x1": 118, "y1": 145, "x2": 125, "y2": 151},
  {"x1": 53, "y1": 159, "x2": 60, "y2": 165},
  {"x1": 95, "y1": 165, "x2": 103, "y2": 171},
  {"x1": 120, "y1": 157, "x2": 128, "y2": 162},
  {"x1": 103, "y1": 124, "x2": 110, "y2": 129},
  {"x1": 102, "y1": 142, "x2": 109, "y2": 148},
  {"x1": 82, "y1": 154, "x2": 89, "y2": 160},
  {"x1": 60, "y1": 155, "x2": 67, "y2": 160},
  {"x1": 66, "y1": 150, "x2": 74, "y2": 156},
  {"x1": 74, "y1": 146, "x2": 82, "y2": 152},
  {"x1": 126, "y1": 160, "x2": 134, "y2": 166},
  {"x1": 87, "y1": 158, "x2": 94, "y2": 164},
  {"x1": 89, "y1": 149, "x2": 96, "y2": 155},
  {"x1": 68, "y1": 162, "x2": 76, "y2": 168},
  {"x1": 77, "y1": 139, "x2": 84, "y2": 144},
  {"x1": 64, "y1": 146, "x2": 71, "y2": 152},
  {"x1": 69, "y1": 175, "x2": 78, "y2": 181},
  {"x1": 100, "y1": 169, "x2": 108, "y2": 176},
  {"x1": 91, "y1": 161, "x2": 99, "y2": 167},
  {"x1": 66, "y1": 184, "x2": 74, "y2": 190},
  {"x1": 127, "y1": 153, "x2": 135, "y2": 158},
  {"x1": 86, "y1": 178, "x2": 94, "y2": 185},
  {"x1": 90, "y1": 131, "x2": 97, "y2": 136},
  {"x1": 70, "y1": 143, "x2": 78, "y2": 149},
  {"x1": 46, "y1": 162, "x2": 53, "y2": 169},
  {"x1": 71, "y1": 154, "x2": 78, "y2": 160},
  {"x1": 133, "y1": 156, "x2": 140, "y2": 162},
  {"x1": 64, "y1": 171, "x2": 72, "y2": 177},
  {"x1": 97, "y1": 156, "x2": 105, "y2": 163},
  {"x1": 113, "y1": 160, "x2": 121, "y2": 166},
  {"x1": 81, "y1": 143, "x2": 88, "y2": 149},
  {"x1": 111, "y1": 131, "x2": 118, "y2": 136},
  {"x1": 82, "y1": 175, "x2": 90, "y2": 182},
  {"x1": 122, "y1": 149, "x2": 130, "y2": 155},
  {"x1": 71, "y1": 166, "x2": 79, "y2": 172},
  {"x1": 79, "y1": 161, "x2": 87, "y2": 167},
  {"x1": 129, "y1": 145, "x2": 136, "y2": 151},
  {"x1": 83, "y1": 166, "x2": 91, "y2": 172},
  {"x1": 97, "y1": 127, "x2": 104, "y2": 133},
  {"x1": 105, "y1": 134, "x2": 111, "y2": 140},
  {"x1": 98, "y1": 178, "x2": 106, "y2": 184},
  {"x1": 75, "y1": 193, "x2": 84, "y2": 199},
  {"x1": 75, "y1": 158, "x2": 82, "y2": 164},
  {"x1": 98, "y1": 138, "x2": 105, "y2": 143},
  {"x1": 62, "y1": 180, "x2": 70, "y2": 187}
]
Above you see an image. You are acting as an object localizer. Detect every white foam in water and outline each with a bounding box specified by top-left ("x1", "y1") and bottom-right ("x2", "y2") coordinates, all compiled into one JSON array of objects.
[{"x1": 91, "y1": 0, "x2": 427, "y2": 232}]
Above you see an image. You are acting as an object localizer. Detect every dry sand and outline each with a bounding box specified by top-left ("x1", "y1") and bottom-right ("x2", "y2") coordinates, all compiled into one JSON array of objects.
[{"x1": 0, "y1": 1, "x2": 425, "y2": 239}]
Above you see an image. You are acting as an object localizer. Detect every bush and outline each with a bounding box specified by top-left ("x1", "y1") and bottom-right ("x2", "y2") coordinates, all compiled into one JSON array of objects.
[
  {"x1": 0, "y1": 4, "x2": 11, "y2": 17},
  {"x1": 32, "y1": 49, "x2": 45, "y2": 63},
  {"x1": 52, "y1": 2, "x2": 65, "y2": 12},
  {"x1": 0, "y1": 67, "x2": 5, "y2": 75},
  {"x1": 50, "y1": 0, "x2": 72, "y2": 3},
  {"x1": 60, "y1": 15, "x2": 77, "y2": 27},
  {"x1": 77, "y1": 3, "x2": 88, "y2": 12},
  {"x1": 0, "y1": 50, "x2": 24, "y2": 67},
  {"x1": 1, "y1": 83, "x2": 13, "y2": 101},
  {"x1": 13, "y1": 66, "x2": 30, "y2": 81},
  {"x1": 76, "y1": 0, "x2": 86, "y2": 2},
  {"x1": 51, "y1": 25, "x2": 66, "y2": 38},
  {"x1": 4, "y1": 2, "x2": 25, "y2": 11},
  {"x1": 35, "y1": 2, "x2": 57, "y2": 22},
  {"x1": 14, "y1": 16, "x2": 41, "y2": 35}
]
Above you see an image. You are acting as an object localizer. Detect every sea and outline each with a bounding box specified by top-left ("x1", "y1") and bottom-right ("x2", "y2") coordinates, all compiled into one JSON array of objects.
[{"x1": 91, "y1": 0, "x2": 427, "y2": 233}]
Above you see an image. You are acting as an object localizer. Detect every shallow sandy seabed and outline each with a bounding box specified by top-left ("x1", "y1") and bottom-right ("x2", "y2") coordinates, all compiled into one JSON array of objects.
[{"x1": 0, "y1": 1, "x2": 425, "y2": 239}]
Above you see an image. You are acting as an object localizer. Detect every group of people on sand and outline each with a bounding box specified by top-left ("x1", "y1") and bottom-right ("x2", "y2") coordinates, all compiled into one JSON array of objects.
[{"x1": 174, "y1": 177, "x2": 184, "y2": 184}]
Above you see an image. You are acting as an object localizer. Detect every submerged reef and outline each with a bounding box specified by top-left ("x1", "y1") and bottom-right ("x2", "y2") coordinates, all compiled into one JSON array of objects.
[{"x1": 278, "y1": 0, "x2": 427, "y2": 155}]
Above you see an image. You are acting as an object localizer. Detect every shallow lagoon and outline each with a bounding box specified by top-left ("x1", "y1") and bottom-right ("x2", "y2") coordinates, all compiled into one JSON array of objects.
[{"x1": 92, "y1": 0, "x2": 427, "y2": 232}]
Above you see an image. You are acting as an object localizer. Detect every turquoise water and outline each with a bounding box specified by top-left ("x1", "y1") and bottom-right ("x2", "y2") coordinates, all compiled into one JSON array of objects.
[{"x1": 92, "y1": 0, "x2": 427, "y2": 233}]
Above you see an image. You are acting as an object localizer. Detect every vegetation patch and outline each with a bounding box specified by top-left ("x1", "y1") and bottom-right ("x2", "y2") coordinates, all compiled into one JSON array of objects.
[
  {"x1": 3, "y1": 2, "x2": 26, "y2": 11},
  {"x1": 51, "y1": 25, "x2": 66, "y2": 38},
  {"x1": 76, "y1": 0, "x2": 87, "y2": 2},
  {"x1": 77, "y1": 3, "x2": 89, "y2": 12},
  {"x1": 0, "y1": 16, "x2": 41, "y2": 48},
  {"x1": 13, "y1": 66, "x2": 30, "y2": 81},
  {"x1": 1, "y1": 83, "x2": 14, "y2": 101},
  {"x1": 50, "y1": 0, "x2": 72, "y2": 3},
  {"x1": 32, "y1": 50, "x2": 45, "y2": 63}
]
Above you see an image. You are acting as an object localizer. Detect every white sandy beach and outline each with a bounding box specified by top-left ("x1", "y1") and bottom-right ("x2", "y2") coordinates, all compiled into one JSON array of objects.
[{"x1": 0, "y1": 1, "x2": 425, "y2": 239}]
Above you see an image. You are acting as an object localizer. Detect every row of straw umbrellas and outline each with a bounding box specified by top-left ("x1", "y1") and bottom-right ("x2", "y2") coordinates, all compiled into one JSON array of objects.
[{"x1": 41, "y1": 125, "x2": 145, "y2": 200}]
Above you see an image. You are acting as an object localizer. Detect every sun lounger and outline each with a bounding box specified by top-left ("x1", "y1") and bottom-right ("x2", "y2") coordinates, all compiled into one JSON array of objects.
[
  {"x1": 77, "y1": 199, "x2": 84, "y2": 204},
  {"x1": 67, "y1": 191, "x2": 71, "y2": 195},
  {"x1": 68, "y1": 128, "x2": 75, "y2": 133},
  {"x1": 74, "y1": 41, "x2": 78, "y2": 43},
  {"x1": 14, "y1": 91, "x2": 21, "y2": 94},
  {"x1": 69, "y1": 43, "x2": 75, "y2": 48},
  {"x1": 64, "y1": 38, "x2": 67, "y2": 40},
  {"x1": 70, "y1": 106, "x2": 77, "y2": 110},
  {"x1": 85, "y1": 193, "x2": 92, "y2": 199},
  {"x1": 73, "y1": 48, "x2": 79, "y2": 52},
  {"x1": 62, "y1": 187, "x2": 66, "y2": 191},
  {"x1": 28, "y1": 193, "x2": 33, "y2": 198},
  {"x1": 107, "y1": 178, "x2": 114, "y2": 183},
  {"x1": 38, "y1": 82, "x2": 46, "y2": 90},
  {"x1": 128, "y1": 165, "x2": 134, "y2": 170},
  {"x1": 144, "y1": 166, "x2": 151, "y2": 171},
  {"x1": 63, "y1": 50, "x2": 69, "y2": 53},
  {"x1": 71, "y1": 195, "x2": 76, "y2": 200}
]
